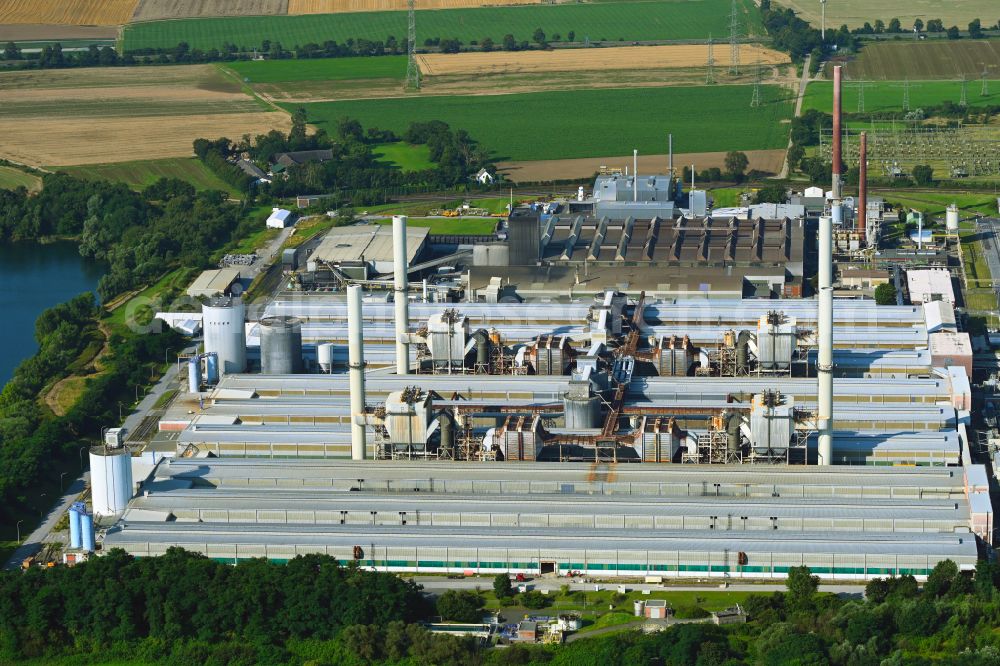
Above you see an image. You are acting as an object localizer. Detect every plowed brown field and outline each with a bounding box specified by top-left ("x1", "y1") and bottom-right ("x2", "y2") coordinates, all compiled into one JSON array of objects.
[
  {"x1": 288, "y1": 0, "x2": 539, "y2": 13},
  {"x1": 131, "y1": 0, "x2": 287, "y2": 21},
  {"x1": 418, "y1": 44, "x2": 789, "y2": 76},
  {"x1": 0, "y1": 0, "x2": 139, "y2": 25},
  {"x1": 0, "y1": 114, "x2": 292, "y2": 166}
]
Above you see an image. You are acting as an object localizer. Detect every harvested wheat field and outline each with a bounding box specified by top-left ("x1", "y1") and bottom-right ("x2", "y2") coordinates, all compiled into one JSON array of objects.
[
  {"x1": 497, "y1": 150, "x2": 787, "y2": 182},
  {"x1": 0, "y1": 0, "x2": 139, "y2": 25},
  {"x1": 288, "y1": 0, "x2": 540, "y2": 13},
  {"x1": 0, "y1": 113, "x2": 292, "y2": 167},
  {"x1": 131, "y1": 0, "x2": 288, "y2": 21},
  {"x1": 418, "y1": 44, "x2": 789, "y2": 77},
  {"x1": 0, "y1": 64, "x2": 240, "y2": 93}
]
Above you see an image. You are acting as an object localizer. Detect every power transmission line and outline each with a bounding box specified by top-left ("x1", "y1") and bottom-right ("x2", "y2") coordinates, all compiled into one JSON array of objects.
[
  {"x1": 959, "y1": 76, "x2": 967, "y2": 107},
  {"x1": 405, "y1": 0, "x2": 420, "y2": 90},
  {"x1": 706, "y1": 35, "x2": 716, "y2": 84},
  {"x1": 728, "y1": 0, "x2": 740, "y2": 76},
  {"x1": 982, "y1": 66, "x2": 989, "y2": 97},
  {"x1": 849, "y1": 80, "x2": 871, "y2": 113},
  {"x1": 750, "y1": 59, "x2": 762, "y2": 107},
  {"x1": 891, "y1": 79, "x2": 920, "y2": 112}
]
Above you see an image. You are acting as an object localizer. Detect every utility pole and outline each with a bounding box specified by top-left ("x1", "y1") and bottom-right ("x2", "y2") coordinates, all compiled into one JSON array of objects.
[
  {"x1": 405, "y1": 0, "x2": 420, "y2": 90},
  {"x1": 750, "y1": 59, "x2": 762, "y2": 107},
  {"x1": 728, "y1": 0, "x2": 740, "y2": 76},
  {"x1": 706, "y1": 35, "x2": 716, "y2": 84}
]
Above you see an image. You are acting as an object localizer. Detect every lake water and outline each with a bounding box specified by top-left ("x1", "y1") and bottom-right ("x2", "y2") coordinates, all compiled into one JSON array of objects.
[{"x1": 0, "y1": 242, "x2": 104, "y2": 387}]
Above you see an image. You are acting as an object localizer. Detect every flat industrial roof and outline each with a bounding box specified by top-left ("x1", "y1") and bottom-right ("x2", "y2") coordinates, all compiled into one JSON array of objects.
[
  {"x1": 311, "y1": 224, "x2": 428, "y2": 266},
  {"x1": 187, "y1": 268, "x2": 241, "y2": 297}
]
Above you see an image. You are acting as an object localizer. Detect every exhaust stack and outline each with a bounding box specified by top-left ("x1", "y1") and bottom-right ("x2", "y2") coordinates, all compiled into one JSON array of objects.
[
  {"x1": 668, "y1": 133, "x2": 673, "y2": 174},
  {"x1": 858, "y1": 131, "x2": 867, "y2": 241},
  {"x1": 392, "y1": 215, "x2": 410, "y2": 375},
  {"x1": 633, "y1": 149, "x2": 638, "y2": 202},
  {"x1": 832, "y1": 65, "x2": 843, "y2": 200},
  {"x1": 347, "y1": 284, "x2": 367, "y2": 460},
  {"x1": 817, "y1": 213, "x2": 834, "y2": 465}
]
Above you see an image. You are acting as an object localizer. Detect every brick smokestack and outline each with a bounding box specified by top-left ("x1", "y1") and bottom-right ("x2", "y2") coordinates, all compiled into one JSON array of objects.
[
  {"x1": 858, "y1": 131, "x2": 867, "y2": 241},
  {"x1": 832, "y1": 65, "x2": 842, "y2": 199}
]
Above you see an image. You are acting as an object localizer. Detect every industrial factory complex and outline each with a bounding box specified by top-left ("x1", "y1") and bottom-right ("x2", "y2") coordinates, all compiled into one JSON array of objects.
[{"x1": 74, "y1": 68, "x2": 993, "y2": 582}]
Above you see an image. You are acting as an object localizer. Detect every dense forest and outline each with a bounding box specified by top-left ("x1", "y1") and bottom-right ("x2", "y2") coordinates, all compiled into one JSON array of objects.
[
  {"x1": 0, "y1": 175, "x2": 241, "y2": 302},
  {"x1": 198, "y1": 112, "x2": 493, "y2": 206},
  {"x1": 3, "y1": 554, "x2": 1000, "y2": 665}
]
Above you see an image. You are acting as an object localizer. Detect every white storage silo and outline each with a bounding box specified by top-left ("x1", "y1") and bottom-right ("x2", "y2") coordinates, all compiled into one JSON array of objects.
[
  {"x1": 317, "y1": 342, "x2": 336, "y2": 373},
  {"x1": 946, "y1": 204, "x2": 960, "y2": 232},
  {"x1": 203, "y1": 297, "x2": 246, "y2": 376},
  {"x1": 90, "y1": 442, "x2": 134, "y2": 517}
]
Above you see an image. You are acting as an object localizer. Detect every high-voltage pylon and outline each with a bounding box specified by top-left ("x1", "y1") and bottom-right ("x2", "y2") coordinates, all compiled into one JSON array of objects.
[
  {"x1": 959, "y1": 76, "x2": 968, "y2": 107},
  {"x1": 405, "y1": 0, "x2": 420, "y2": 90},
  {"x1": 982, "y1": 66, "x2": 989, "y2": 97},
  {"x1": 728, "y1": 0, "x2": 740, "y2": 75},
  {"x1": 706, "y1": 35, "x2": 716, "y2": 84},
  {"x1": 850, "y1": 80, "x2": 871, "y2": 113},
  {"x1": 750, "y1": 59, "x2": 762, "y2": 107},
  {"x1": 891, "y1": 79, "x2": 920, "y2": 112}
]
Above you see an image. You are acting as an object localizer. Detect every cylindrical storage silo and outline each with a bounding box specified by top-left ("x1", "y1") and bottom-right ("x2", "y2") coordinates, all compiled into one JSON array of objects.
[
  {"x1": 80, "y1": 513, "x2": 95, "y2": 552},
  {"x1": 260, "y1": 316, "x2": 303, "y2": 374},
  {"x1": 317, "y1": 342, "x2": 335, "y2": 373},
  {"x1": 946, "y1": 204, "x2": 959, "y2": 232},
  {"x1": 89, "y1": 445, "x2": 133, "y2": 517},
  {"x1": 205, "y1": 352, "x2": 219, "y2": 385},
  {"x1": 831, "y1": 204, "x2": 843, "y2": 226},
  {"x1": 187, "y1": 356, "x2": 200, "y2": 394},
  {"x1": 202, "y1": 297, "x2": 246, "y2": 376},
  {"x1": 563, "y1": 393, "x2": 601, "y2": 429},
  {"x1": 69, "y1": 503, "x2": 83, "y2": 549}
]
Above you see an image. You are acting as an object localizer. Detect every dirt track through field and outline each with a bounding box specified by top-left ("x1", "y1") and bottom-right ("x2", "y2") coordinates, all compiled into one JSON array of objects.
[
  {"x1": 497, "y1": 150, "x2": 787, "y2": 182},
  {"x1": 0, "y1": 113, "x2": 293, "y2": 167},
  {"x1": 0, "y1": 0, "x2": 138, "y2": 25},
  {"x1": 288, "y1": 0, "x2": 542, "y2": 13},
  {"x1": 131, "y1": 0, "x2": 288, "y2": 21},
  {"x1": 418, "y1": 44, "x2": 789, "y2": 76}
]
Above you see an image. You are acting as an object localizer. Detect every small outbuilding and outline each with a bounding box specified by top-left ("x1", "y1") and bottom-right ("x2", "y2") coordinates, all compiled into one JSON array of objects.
[
  {"x1": 186, "y1": 268, "x2": 242, "y2": 298},
  {"x1": 267, "y1": 208, "x2": 296, "y2": 229}
]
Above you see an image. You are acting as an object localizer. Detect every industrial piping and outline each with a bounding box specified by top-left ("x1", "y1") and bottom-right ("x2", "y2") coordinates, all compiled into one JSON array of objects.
[
  {"x1": 817, "y1": 214, "x2": 834, "y2": 465},
  {"x1": 393, "y1": 215, "x2": 410, "y2": 375},
  {"x1": 832, "y1": 65, "x2": 843, "y2": 200},
  {"x1": 858, "y1": 131, "x2": 867, "y2": 240},
  {"x1": 348, "y1": 284, "x2": 367, "y2": 461}
]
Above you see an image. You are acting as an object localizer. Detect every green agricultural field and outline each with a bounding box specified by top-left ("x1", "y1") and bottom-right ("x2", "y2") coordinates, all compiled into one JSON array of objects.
[
  {"x1": 58, "y1": 158, "x2": 240, "y2": 195},
  {"x1": 880, "y1": 190, "x2": 1000, "y2": 217},
  {"x1": 0, "y1": 165, "x2": 42, "y2": 192},
  {"x1": 123, "y1": 0, "x2": 759, "y2": 52},
  {"x1": 841, "y1": 40, "x2": 1000, "y2": 81},
  {"x1": 224, "y1": 56, "x2": 406, "y2": 83},
  {"x1": 294, "y1": 84, "x2": 793, "y2": 162},
  {"x1": 802, "y1": 79, "x2": 1000, "y2": 114},
  {"x1": 374, "y1": 142, "x2": 435, "y2": 172}
]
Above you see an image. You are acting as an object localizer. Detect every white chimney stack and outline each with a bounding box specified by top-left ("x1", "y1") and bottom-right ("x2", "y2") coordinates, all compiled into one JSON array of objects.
[
  {"x1": 347, "y1": 284, "x2": 367, "y2": 460},
  {"x1": 392, "y1": 215, "x2": 410, "y2": 375},
  {"x1": 817, "y1": 213, "x2": 834, "y2": 465},
  {"x1": 633, "y1": 149, "x2": 638, "y2": 202}
]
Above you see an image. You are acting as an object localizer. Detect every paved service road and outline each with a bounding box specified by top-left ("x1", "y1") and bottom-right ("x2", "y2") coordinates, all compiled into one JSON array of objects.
[
  {"x1": 4, "y1": 473, "x2": 89, "y2": 570},
  {"x1": 976, "y1": 218, "x2": 1000, "y2": 299}
]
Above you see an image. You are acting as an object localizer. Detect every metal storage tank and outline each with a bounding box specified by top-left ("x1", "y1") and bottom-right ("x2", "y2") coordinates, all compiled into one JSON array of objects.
[
  {"x1": 205, "y1": 352, "x2": 219, "y2": 385},
  {"x1": 946, "y1": 204, "x2": 960, "y2": 232},
  {"x1": 260, "y1": 316, "x2": 303, "y2": 374},
  {"x1": 89, "y1": 443, "x2": 134, "y2": 517},
  {"x1": 69, "y1": 502, "x2": 84, "y2": 549},
  {"x1": 80, "y1": 512, "x2": 95, "y2": 552},
  {"x1": 563, "y1": 381, "x2": 600, "y2": 429},
  {"x1": 317, "y1": 342, "x2": 336, "y2": 373},
  {"x1": 203, "y1": 297, "x2": 246, "y2": 376},
  {"x1": 187, "y1": 356, "x2": 200, "y2": 393}
]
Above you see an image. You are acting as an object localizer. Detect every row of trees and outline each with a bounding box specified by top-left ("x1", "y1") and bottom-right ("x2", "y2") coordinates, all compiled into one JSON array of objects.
[{"x1": 848, "y1": 17, "x2": 999, "y2": 37}]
